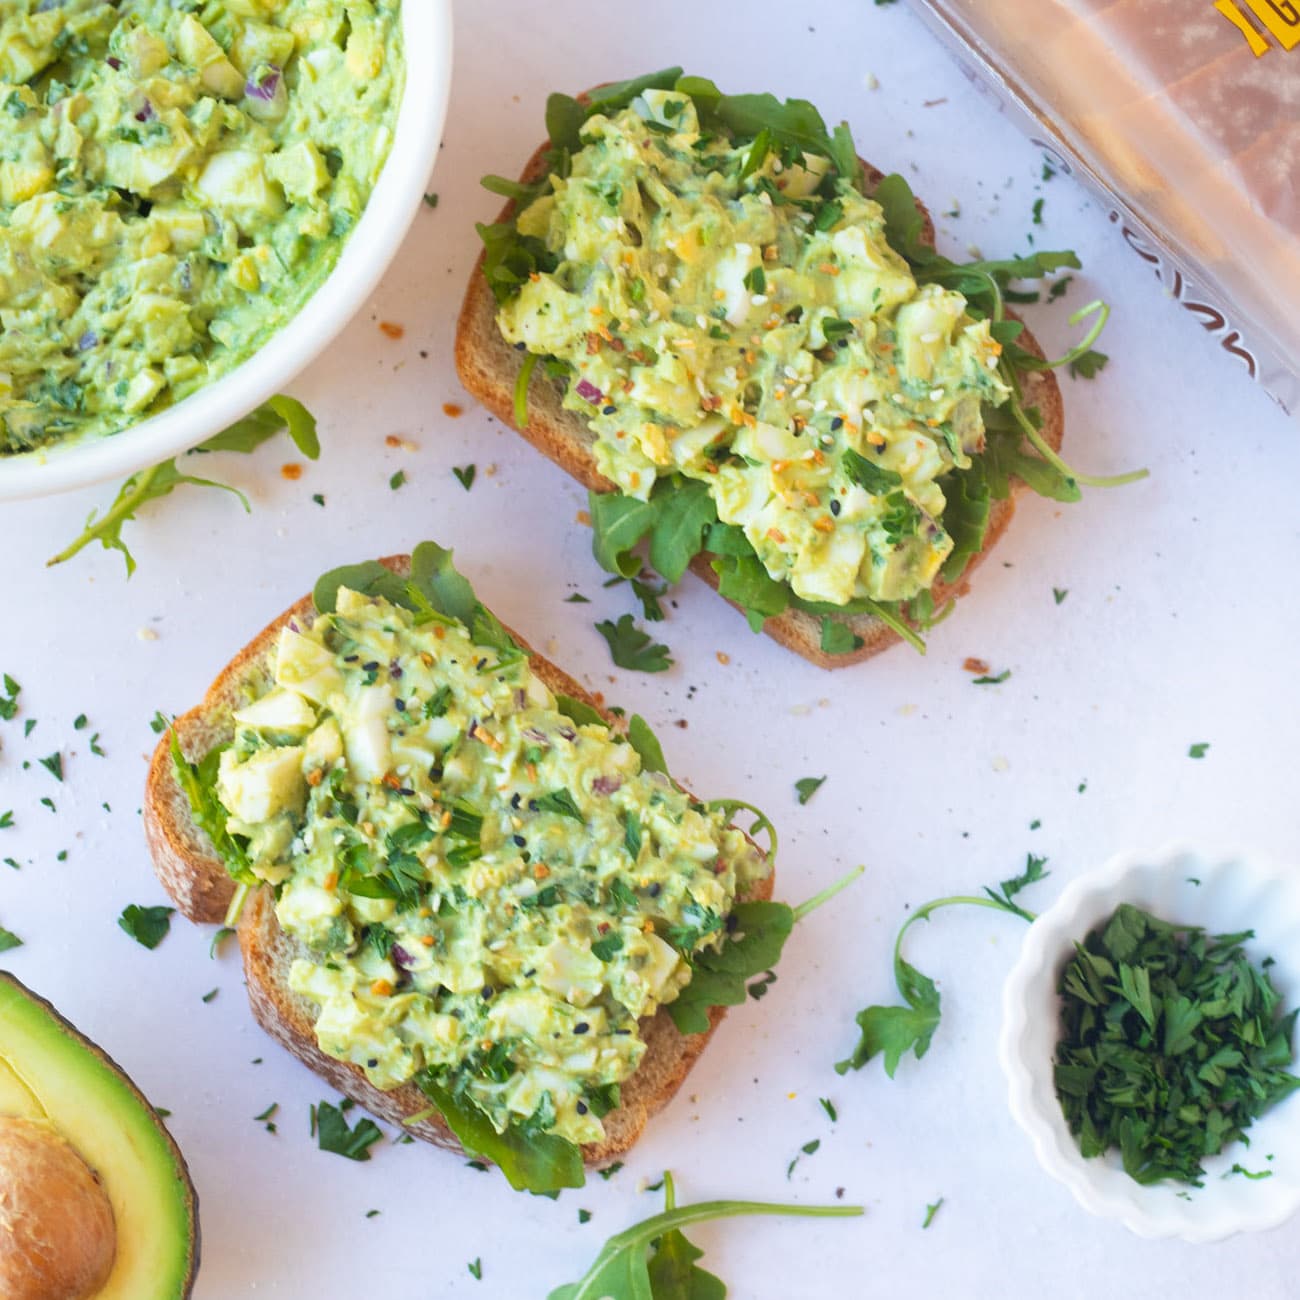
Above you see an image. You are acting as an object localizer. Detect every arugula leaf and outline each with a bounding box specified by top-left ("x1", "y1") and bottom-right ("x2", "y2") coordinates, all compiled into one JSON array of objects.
[
  {"x1": 837, "y1": 857, "x2": 1049, "y2": 1076},
  {"x1": 648, "y1": 478, "x2": 716, "y2": 583},
  {"x1": 169, "y1": 729, "x2": 254, "y2": 885},
  {"x1": 315, "y1": 1100, "x2": 383, "y2": 1161},
  {"x1": 547, "y1": 1171, "x2": 861, "y2": 1300},
  {"x1": 47, "y1": 396, "x2": 318, "y2": 575},
  {"x1": 314, "y1": 542, "x2": 526, "y2": 663},
  {"x1": 627, "y1": 714, "x2": 668, "y2": 775},
  {"x1": 117, "y1": 903, "x2": 174, "y2": 950},
  {"x1": 596, "y1": 615, "x2": 672, "y2": 673},
  {"x1": 842, "y1": 448, "x2": 902, "y2": 496},
  {"x1": 415, "y1": 1074, "x2": 584, "y2": 1194},
  {"x1": 668, "y1": 902, "x2": 795, "y2": 1035},
  {"x1": 589, "y1": 490, "x2": 658, "y2": 578}
]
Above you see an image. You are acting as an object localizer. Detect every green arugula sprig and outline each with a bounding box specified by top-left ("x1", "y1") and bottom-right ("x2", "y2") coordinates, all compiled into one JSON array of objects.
[
  {"x1": 481, "y1": 73, "x2": 1146, "y2": 655},
  {"x1": 836, "y1": 855, "x2": 1048, "y2": 1076},
  {"x1": 1055, "y1": 904, "x2": 1300, "y2": 1186},
  {"x1": 48, "y1": 396, "x2": 318, "y2": 576},
  {"x1": 548, "y1": 1170, "x2": 863, "y2": 1300}
]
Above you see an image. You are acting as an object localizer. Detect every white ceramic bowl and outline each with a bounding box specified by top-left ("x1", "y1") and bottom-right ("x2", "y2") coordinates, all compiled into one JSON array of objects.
[
  {"x1": 0, "y1": 1, "x2": 453, "y2": 502},
  {"x1": 1000, "y1": 845, "x2": 1300, "y2": 1242}
]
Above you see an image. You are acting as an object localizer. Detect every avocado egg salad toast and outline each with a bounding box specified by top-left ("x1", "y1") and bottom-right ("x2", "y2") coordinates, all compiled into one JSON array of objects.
[
  {"x1": 144, "y1": 544, "x2": 803, "y2": 1194},
  {"x1": 456, "y1": 70, "x2": 1143, "y2": 666}
]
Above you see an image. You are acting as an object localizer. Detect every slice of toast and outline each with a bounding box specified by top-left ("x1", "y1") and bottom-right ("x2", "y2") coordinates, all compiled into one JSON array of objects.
[
  {"x1": 455, "y1": 143, "x2": 1064, "y2": 668},
  {"x1": 143, "y1": 556, "x2": 774, "y2": 1165}
]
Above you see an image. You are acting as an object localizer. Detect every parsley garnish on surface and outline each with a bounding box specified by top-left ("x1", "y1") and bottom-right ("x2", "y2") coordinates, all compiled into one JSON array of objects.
[
  {"x1": 0, "y1": 924, "x2": 22, "y2": 954},
  {"x1": 837, "y1": 856, "x2": 1048, "y2": 1076},
  {"x1": 453, "y1": 464, "x2": 477, "y2": 491},
  {"x1": 314, "y1": 1100, "x2": 383, "y2": 1161},
  {"x1": 117, "y1": 903, "x2": 175, "y2": 950},
  {"x1": 38, "y1": 752, "x2": 63, "y2": 781},
  {"x1": 389, "y1": 469, "x2": 407, "y2": 490},
  {"x1": 1188, "y1": 742, "x2": 1210, "y2": 759},
  {"x1": 0, "y1": 675, "x2": 20, "y2": 721},
  {"x1": 971, "y1": 668, "x2": 1010, "y2": 685},
  {"x1": 795, "y1": 776, "x2": 826, "y2": 805},
  {"x1": 922, "y1": 1198, "x2": 944, "y2": 1228},
  {"x1": 546, "y1": 1170, "x2": 861, "y2": 1300},
  {"x1": 1055, "y1": 904, "x2": 1299, "y2": 1186},
  {"x1": 595, "y1": 614, "x2": 673, "y2": 673}
]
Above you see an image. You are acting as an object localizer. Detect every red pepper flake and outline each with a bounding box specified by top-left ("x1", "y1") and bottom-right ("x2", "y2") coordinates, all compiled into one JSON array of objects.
[
  {"x1": 963, "y1": 657, "x2": 991, "y2": 675},
  {"x1": 442, "y1": 402, "x2": 463, "y2": 418},
  {"x1": 281, "y1": 463, "x2": 302, "y2": 481},
  {"x1": 378, "y1": 321, "x2": 405, "y2": 340},
  {"x1": 586, "y1": 332, "x2": 602, "y2": 355}
]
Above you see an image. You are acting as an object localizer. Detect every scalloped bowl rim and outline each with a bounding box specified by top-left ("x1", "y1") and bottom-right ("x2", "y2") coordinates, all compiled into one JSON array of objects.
[
  {"x1": 0, "y1": 1, "x2": 453, "y2": 502},
  {"x1": 999, "y1": 843, "x2": 1300, "y2": 1243}
]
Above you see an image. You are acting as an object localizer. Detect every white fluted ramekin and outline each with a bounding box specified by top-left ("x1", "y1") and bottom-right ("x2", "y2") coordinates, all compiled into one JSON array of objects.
[{"x1": 1000, "y1": 845, "x2": 1300, "y2": 1242}]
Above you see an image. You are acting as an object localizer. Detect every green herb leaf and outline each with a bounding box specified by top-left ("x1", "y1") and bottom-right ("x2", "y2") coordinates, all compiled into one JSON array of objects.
[
  {"x1": 555, "y1": 695, "x2": 606, "y2": 728},
  {"x1": 536, "y1": 789, "x2": 585, "y2": 823},
  {"x1": 38, "y1": 753, "x2": 62, "y2": 782},
  {"x1": 627, "y1": 714, "x2": 668, "y2": 775},
  {"x1": 1188, "y1": 743, "x2": 1210, "y2": 759},
  {"x1": 48, "y1": 397, "x2": 318, "y2": 575},
  {"x1": 415, "y1": 1074, "x2": 584, "y2": 1194},
  {"x1": 0, "y1": 925, "x2": 22, "y2": 954},
  {"x1": 209, "y1": 926, "x2": 235, "y2": 958},
  {"x1": 453, "y1": 464, "x2": 477, "y2": 491},
  {"x1": 389, "y1": 470, "x2": 407, "y2": 490},
  {"x1": 596, "y1": 615, "x2": 672, "y2": 673},
  {"x1": 922, "y1": 1198, "x2": 944, "y2": 1228},
  {"x1": 590, "y1": 491, "x2": 658, "y2": 579},
  {"x1": 668, "y1": 902, "x2": 795, "y2": 1034},
  {"x1": 837, "y1": 858, "x2": 1049, "y2": 1075},
  {"x1": 794, "y1": 776, "x2": 825, "y2": 806},
  {"x1": 971, "y1": 669, "x2": 1010, "y2": 685},
  {"x1": 169, "y1": 730, "x2": 254, "y2": 885},
  {"x1": 117, "y1": 903, "x2": 174, "y2": 950},
  {"x1": 819, "y1": 618, "x2": 864, "y2": 656},
  {"x1": 547, "y1": 1171, "x2": 862, "y2": 1300},
  {"x1": 1068, "y1": 349, "x2": 1109, "y2": 379},
  {"x1": 315, "y1": 1100, "x2": 383, "y2": 1161},
  {"x1": 1055, "y1": 904, "x2": 1300, "y2": 1185}
]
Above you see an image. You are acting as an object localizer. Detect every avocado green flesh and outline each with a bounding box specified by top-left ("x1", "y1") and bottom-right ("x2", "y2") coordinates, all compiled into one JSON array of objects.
[
  {"x1": 214, "y1": 587, "x2": 767, "y2": 1146},
  {"x1": 0, "y1": 972, "x2": 197, "y2": 1298},
  {"x1": 0, "y1": 0, "x2": 403, "y2": 454},
  {"x1": 497, "y1": 89, "x2": 1011, "y2": 606}
]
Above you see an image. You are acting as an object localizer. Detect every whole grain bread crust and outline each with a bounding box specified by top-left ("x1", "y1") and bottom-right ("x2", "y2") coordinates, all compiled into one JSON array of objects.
[
  {"x1": 144, "y1": 556, "x2": 774, "y2": 1166},
  {"x1": 455, "y1": 141, "x2": 1064, "y2": 668}
]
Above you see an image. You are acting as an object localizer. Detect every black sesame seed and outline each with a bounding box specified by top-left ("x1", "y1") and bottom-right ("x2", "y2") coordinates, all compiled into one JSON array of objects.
[
  {"x1": 514, "y1": 341, "x2": 526, "y2": 351},
  {"x1": 830, "y1": 416, "x2": 843, "y2": 430},
  {"x1": 481, "y1": 986, "x2": 494, "y2": 1000},
  {"x1": 830, "y1": 498, "x2": 841, "y2": 516},
  {"x1": 574, "y1": 1022, "x2": 590, "y2": 1035},
  {"x1": 725, "y1": 913, "x2": 740, "y2": 933},
  {"x1": 362, "y1": 661, "x2": 379, "y2": 672},
  {"x1": 528, "y1": 799, "x2": 539, "y2": 812},
  {"x1": 475, "y1": 658, "x2": 487, "y2": 671},
  {"x1": 343, "y1": 655, "x2": 359, "y2": 663},
  {"x1": 513, "y1": 834, "x2": 526, "y2": 847},
  {"x1": 602, "y1": 405, "x2": 616, "y2": 415},
  {"x1": 367, "y1": 1058, "x2": 378, "y2": 1068},
  {"x1": 647, "y1": 882, "x2": 662, "y2": 898},
  {"x1": 511, "y1": 793, "x2": 522, "y2": 809},
  {"x1": 395, "y1": 698, "x2": 407, "y2": 711},
  {"x1": 576, "y1": 1101, "x2": 589, "y2": 1115},
  {"x1": 398, "y1": 787, "x2": 414, "y2": 797}
]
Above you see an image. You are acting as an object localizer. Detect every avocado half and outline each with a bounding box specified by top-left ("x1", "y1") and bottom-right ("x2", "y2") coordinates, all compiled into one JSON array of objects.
[{"x1": 0, "y1": 971, "x2": 199, "y2": 1298}]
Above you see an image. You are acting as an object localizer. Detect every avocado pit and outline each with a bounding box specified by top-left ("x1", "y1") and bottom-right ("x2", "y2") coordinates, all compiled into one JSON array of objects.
[{"x1": 0, "y1": 1114, "x2": 116, "y2": 1300}]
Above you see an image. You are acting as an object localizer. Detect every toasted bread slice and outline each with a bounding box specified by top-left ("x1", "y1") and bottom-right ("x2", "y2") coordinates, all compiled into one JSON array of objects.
[
  {"x1": 143, "y1": 556, "x2": 774, "y2": 1165},
  {"x1": 456, "y1": 143, "x2": 1064, "y2": 668}
]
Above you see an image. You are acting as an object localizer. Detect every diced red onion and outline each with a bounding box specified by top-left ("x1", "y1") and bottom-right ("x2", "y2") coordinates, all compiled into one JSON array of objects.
[
  {"x1": 245, "y1": 65, "x2": 282, "y2": 102},
  {"x1": 391, "y1": 944, "x2": 414, "y2": 969},
  {"x1": 575, "y1": 379, "x2": 603, "y2": 404},
  {"x1": 592, "y1": 775, "x2": 622, "y2": 795},
  {"x1": 134, "y1": 100, "x2": 155, "y2": 123}
]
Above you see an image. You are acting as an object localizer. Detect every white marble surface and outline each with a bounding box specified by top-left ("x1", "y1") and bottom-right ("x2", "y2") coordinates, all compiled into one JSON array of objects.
[{"x1": 1, "y1": 2, "x2": 1296, "y2": 1296}]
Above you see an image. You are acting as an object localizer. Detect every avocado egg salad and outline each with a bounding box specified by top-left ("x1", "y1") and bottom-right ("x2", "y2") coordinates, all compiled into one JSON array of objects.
[
  {"x1": 480, "y1": 69, "x2": 1143, "y2": 653},
  {"x1": 173, "y1": 544, "x2": 792, "y2": 1193},
  {"x1": 0, "y1": 0, "x2": 402, "y2": 454}
]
